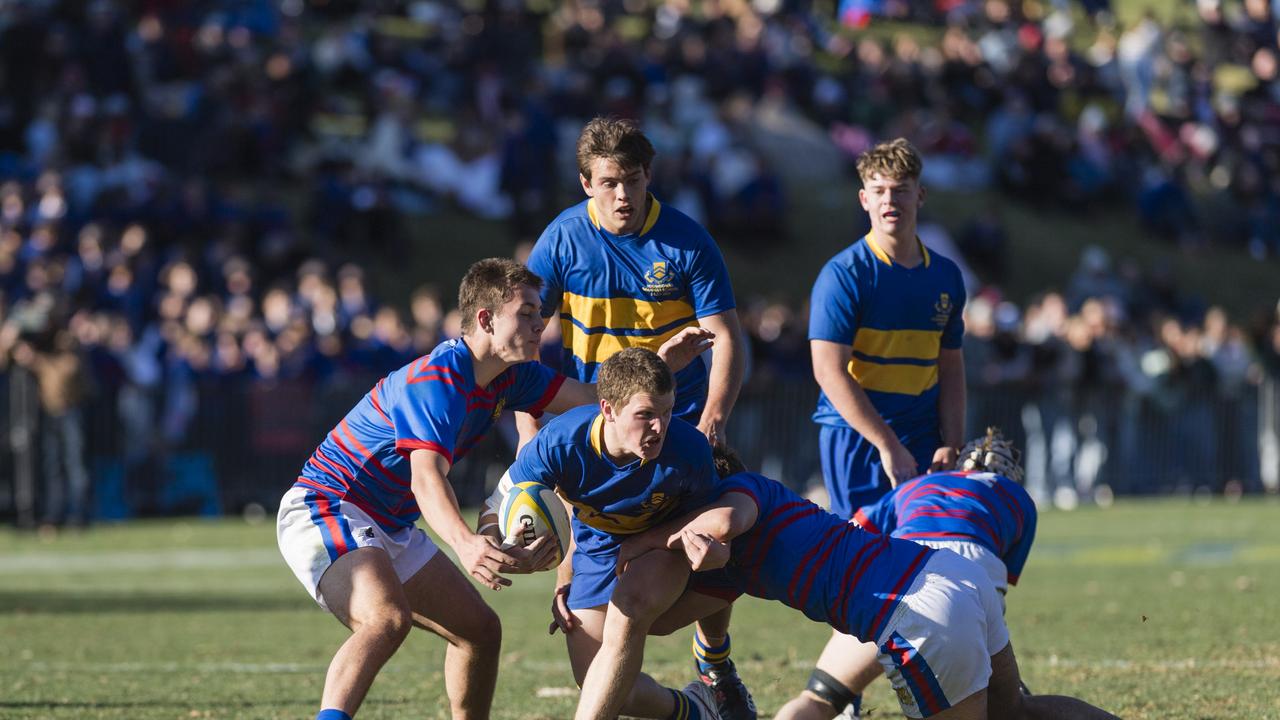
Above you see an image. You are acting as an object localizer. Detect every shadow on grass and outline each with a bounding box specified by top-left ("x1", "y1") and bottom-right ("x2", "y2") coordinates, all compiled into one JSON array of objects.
[{"x1": 0, "y1": 590, "x2": 310, "y2": 614}]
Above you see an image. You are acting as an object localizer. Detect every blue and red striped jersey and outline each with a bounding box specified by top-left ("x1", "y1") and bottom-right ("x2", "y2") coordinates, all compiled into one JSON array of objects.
[
  {"x1": 853, "y1": 471, "x2": 1037, "y2": 585},
  {"x1": 717, "y1": 473, "x2": 934, "y2": 642},
  {"x1": 294, "y1": 339, "x2": 564, "y2": 531}
]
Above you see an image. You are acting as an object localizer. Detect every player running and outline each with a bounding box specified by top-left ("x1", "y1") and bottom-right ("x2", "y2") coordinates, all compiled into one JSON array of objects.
[{"x1": 481, "y1": 347, "x2": 741, "y2": 720}]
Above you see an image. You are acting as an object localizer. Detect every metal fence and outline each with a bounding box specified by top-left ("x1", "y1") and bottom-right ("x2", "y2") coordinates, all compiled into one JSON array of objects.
[{"x1": 3, "y1": 368, "x2": 1278, "y2": 525}]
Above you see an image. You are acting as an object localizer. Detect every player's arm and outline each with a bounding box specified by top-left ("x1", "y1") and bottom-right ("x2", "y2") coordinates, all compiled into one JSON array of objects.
[
  {"x1": 696, "y1": 310, "x2": 745, "y2": 447},
  {"x1": 410, "y1": 450, "x2": 544, "y2": 588},
  {"x1": 811, "y1": 338, "x2": 917, "y2": 485},
  {"x1": 549, "y1": 492, "x2": 580, "y2": 634},
  {"x1": 616, "y1": 492, "x2": 760, "y2": 574},
  {"x1": 930, "y1": 347, "x2": 966, "y2": 471}
]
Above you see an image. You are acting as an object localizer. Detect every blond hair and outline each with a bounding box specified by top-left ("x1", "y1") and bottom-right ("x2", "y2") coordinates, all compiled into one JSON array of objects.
[
  {"x1": 856, "y1": 138, "x2": 923, "y2": 184},
  {"x1": 596, "y1": 347, "x2": 673, "y2": 409}
]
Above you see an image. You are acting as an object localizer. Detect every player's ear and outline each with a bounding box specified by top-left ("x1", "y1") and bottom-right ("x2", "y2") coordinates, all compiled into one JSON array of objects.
[
  {"x1": 858, "y1": 187, "x2": 869, "y2": 211},
  {"x1": 917, "y1": 183, "x2": 926, "y2": 207},
  {"x1": 599, "y1": 397, "x2": 614, "y2": 421},
  {"x1": 579, "y1": 173, "x2": 593, "y2": 196},
  {"x1": 477, "y1": 307, "x2": 494, "y2": 333}
]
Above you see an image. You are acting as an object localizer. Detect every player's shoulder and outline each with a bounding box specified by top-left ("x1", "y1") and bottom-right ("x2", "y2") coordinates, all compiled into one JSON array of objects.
[
  {"x1": 660, "y1": 416, "x2": 714, "y2": 454},
  {"x1": 923, "y1": 245, "x2": 964, "y2": 280},
  {"x1": 394, "y1": 340, "x2": 473, "y2": 396},
  {"x1": 650, "y1": 200, "x2": 716, "y2": 250},
  {"x1": 823, "y1": 237, "x2": 878, "y2": 274},
  {"x1": 540, "y1": 201, "x2": 595, "y2": 240},
  {"x1": 537, "y1": 404, "x2": 600, "y2": 443}
]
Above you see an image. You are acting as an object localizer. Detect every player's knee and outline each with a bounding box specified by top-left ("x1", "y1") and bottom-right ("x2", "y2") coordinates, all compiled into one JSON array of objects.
[
  {"x1": 359, "y1": 604, "x2": 413, "y2": 646},
  {"x1": 456, "y1": 603, "x2": 503, "y2": 652}
]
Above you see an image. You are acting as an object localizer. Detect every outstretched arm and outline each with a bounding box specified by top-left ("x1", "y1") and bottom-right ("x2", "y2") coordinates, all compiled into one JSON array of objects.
[{"x1": 616, "y1": 492, "x2": 760, "y2": 575}]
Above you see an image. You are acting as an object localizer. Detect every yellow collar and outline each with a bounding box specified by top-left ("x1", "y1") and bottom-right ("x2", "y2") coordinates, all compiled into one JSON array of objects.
[
  {"x1": 864, "y1": 233, "x2": 930, "y2": 268},
  {"x1": 587, "y1": 193, "x2": 662, "y2": 236}
]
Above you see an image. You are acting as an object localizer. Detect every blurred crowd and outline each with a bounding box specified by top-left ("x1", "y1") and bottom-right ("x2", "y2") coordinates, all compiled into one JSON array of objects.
[{"x1": 2, "y1": 0, "x2": 1279, "y2": 527}]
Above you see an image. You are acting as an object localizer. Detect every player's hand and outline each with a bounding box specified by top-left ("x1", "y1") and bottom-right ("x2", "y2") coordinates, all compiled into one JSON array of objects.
[
  {"x1": 676, "y1": 529, "x2": 729, "y2": 572},
  {"x1": 928, "y1": 446, "x2": 958, "y2": 473},
  {"x1": 697, "y1": 415, "x2": 726, "y2": 449},
  {"x1": 615, "y1": 536, "x2": 655, "y2": 577},
  {"x1": 454, "y1": 533, "x2": 519, "y2": 590},
  {"x1": 501, "y1": 534, "x2": 559, "y2": 574},
  {"x1": 657, "y1": 327, "x2": 715, "y2": 373},
  {"x1": 548, "y1": 584, "x2": 580, "y2": 635},
  {"x1": 880, "y1": 441, "x2": 918, "y2": 488}
]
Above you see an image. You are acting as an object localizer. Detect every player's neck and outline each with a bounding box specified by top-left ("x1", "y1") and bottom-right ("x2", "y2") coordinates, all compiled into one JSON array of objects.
[
  {"x1": 870, "y1": 229, "x2": 922, "y2": 267},
  {"x1": 460, "y1": 335, "x2": 510, "y2": 387},
  {"x1": 599, "y1": 423, "x2": 639, "y2": 464}
]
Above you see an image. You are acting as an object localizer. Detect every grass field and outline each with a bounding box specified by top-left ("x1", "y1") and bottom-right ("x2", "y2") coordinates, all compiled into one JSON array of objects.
[{"x1": 2, "y1": 498, "x2": 1278, "y2": 720}]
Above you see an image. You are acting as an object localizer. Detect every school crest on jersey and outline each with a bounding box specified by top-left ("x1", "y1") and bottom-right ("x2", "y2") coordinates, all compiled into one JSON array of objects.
[
  {"x1": 491, "y1": 397, "x2": 506, "y2": 422},
  {"x1": 642, "y1": 261, "x2": 677, "y2": 296},
  {"x1": 639, "y1": 492, "x2": 670, "y2": 513},
  {"x1": 895, "y1": 685, "x2": 916, "y2": 706},
  {"x1": 932, "y1": 292, "x2": 953, "y2": 327}
]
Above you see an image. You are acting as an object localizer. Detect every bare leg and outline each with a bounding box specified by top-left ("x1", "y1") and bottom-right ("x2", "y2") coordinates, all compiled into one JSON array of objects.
[
  {"x1": 987, "y1": 643, "x2": 1121, "y2": 720},
  {"x1": 775, "y1": 630, "x2": 881, "y2": 720},
  {"x1": 316, "y1": 547, "x2": 414, "y2": 715},
  {"x1": 404, "y1": 552, "x2": 503, "y2": 720},
  {"x1": 573, "y1": 550, "x2": 693, "y2": 720}
]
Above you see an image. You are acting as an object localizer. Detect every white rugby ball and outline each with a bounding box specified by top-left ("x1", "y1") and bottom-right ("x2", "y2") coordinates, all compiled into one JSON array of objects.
[{"x1": 498, "y1": 481, "x2": 571, "y2": 569}]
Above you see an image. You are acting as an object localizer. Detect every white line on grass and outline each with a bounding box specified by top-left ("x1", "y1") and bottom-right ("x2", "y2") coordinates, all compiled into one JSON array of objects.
[{"x1": 0, "y1": 549, "x2": 281, "y2": 574}]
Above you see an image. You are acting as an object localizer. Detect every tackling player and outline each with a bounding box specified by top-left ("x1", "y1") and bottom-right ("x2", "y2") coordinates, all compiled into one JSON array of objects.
[
  {"x1": 604, "y1": 448, "x2": 1118, "y2": 720},
  {"x1": 276, "y1": 259, "x2": 708, "y2": 720},
  {"x1": 777, "y1": 428, "x2": 1036, "y2": 719}
]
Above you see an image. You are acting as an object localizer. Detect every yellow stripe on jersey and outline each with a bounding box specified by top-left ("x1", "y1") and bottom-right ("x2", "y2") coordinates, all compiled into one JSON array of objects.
[
  {"x1": 561, "y1": 320, "x2": 694, "y2": 364},
  {"x1": 561, "y1": 291, "x2": 696, "y2": 333},
  {"x1": 589, "y1": 413, "x2": 605, "y2": 458},
  {"x1": 586, "y1": 194, "x2": 663, "y2": 236},
  {"x1": 852, "y1": 328, "x2": 942, "y2": 361},
  {"x1": 564, "y1": 495, "x2": 679, "y2": 535},
  {"x1": 848, "y1": 358, "x2": 939, "y2": 396}
]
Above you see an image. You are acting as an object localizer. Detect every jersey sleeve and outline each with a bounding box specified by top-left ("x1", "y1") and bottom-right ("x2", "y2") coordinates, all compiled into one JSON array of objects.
[
  {"x1": 507, "y1": 431, "x2": 564, "y2": 490},
  {"x1": 527, "y1": 228, "x2": 563, "y2": 319},
  {"x1": 503, "y1": 362, "x2": 566, "y2": 418},
  {"x1": 685, "y1": 233, "x2": 736, "y2": 318},
  {"x1": 852, "y1": 493, "x2": 898, "y2": 535},
  {"x1": 391, "y1": 379, "x2": 466, "y2": 464},
  {"x1": 808, "y1": 260, "x2": 861, "y2": 343},
  {"x1": 1003, "y1": 503, "x2": 1036, "y2": 585},
  {"x1": 940, "y1": 268, "x2": 967, "y2": 349},
  {"x1": 680, "y1": 437, "x2": 719, "y2": 503}
]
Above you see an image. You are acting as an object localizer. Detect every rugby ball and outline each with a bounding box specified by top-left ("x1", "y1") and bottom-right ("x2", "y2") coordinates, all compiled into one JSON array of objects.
[{"x1": 498, "y1": 481, "x2": 571, "y2": 569}]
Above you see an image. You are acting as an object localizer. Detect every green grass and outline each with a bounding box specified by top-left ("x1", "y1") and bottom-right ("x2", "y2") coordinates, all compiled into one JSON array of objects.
[{"x1": 2, "y1": 497, "x2": 1278, "y2": 719}]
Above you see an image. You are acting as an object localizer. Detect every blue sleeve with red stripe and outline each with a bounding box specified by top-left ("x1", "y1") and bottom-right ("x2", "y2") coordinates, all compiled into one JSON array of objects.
[
  {"x1": 1003, "y1": 499, "x2": 1036, "y2": 585},
  {"x1": 504, "y1": 362, "x2": 565, "y2": 418},
  {"x1": 391, "y1": 375, "x2": 466, "y2": 463},
  {"x1": 853, "y1": 492, "x2": 898, "y2": 535}
]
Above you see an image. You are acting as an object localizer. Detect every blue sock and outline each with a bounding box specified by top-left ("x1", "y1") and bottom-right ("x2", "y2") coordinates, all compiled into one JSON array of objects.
[
  {"x1": 667, "y1": 688, "x2": 704, "y2": 720},
  {"x1": 316, "y1": 710, "x2": 352, "y2": 720},
  {"x1": 850, "y1": 694, "x2": 863, "y2": 717},
  {"x1": 692, "y1": 632, "x2": 731, "y2": 674}
]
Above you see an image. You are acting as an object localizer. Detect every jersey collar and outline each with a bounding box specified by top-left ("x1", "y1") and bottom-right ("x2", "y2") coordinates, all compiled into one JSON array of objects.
[
  {"x1": 586, "y1": 193, "x2": 662, "y2": 237},
  {"x1": 864, "y1": 233, "x2": 930, "y2": 269}
]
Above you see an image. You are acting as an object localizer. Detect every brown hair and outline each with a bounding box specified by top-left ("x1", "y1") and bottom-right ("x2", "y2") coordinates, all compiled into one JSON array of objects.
[
  {"x1": 712, "y1": 446, "x2": 747, "y2": 479},
  {"x1": 457, "y1": 258, "x2": 542, "y2": 333},
  {"x1": 856, "y1": 138, "x2": 923, "y2": 184},
  {"x1": 576, "y1": 117, "x2": 656, "y2": 181},
  {"x1": 596, "y1": 347, "x2": 674, "y2": 409}
]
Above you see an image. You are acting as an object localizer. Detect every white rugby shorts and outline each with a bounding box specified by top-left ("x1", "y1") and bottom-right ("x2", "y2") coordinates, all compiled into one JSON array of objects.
[
  {"x1": 277, "y1": 485, "x2": 438, "y2": 610},
  {"x1": 915, "y1": 539, "x2": 1009, "y2": 595},
  {"x1": 875, "y1": 549, "x2": 1010, "y2": 718}
]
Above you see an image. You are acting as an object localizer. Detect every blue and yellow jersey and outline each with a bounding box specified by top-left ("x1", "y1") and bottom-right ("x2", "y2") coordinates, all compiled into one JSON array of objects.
[
  {"x1": 809, "y1": 235, "x2": 966, "y2": 429},
  {"x1": 295, "y1": 339, "x2": 564, "y2": 531},
  {"x1": 527, "y1": 196, "x2": 736, "y2": 419},
  {"x1": 508, "y1": 404, "x2": 717, "y2": 559},
  {"x1": 717, "y1": 472, "x2": 934, "y2": 641},
  {"x1": 854, "y1": 471, "x2": 1037, "y2": 585}
]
